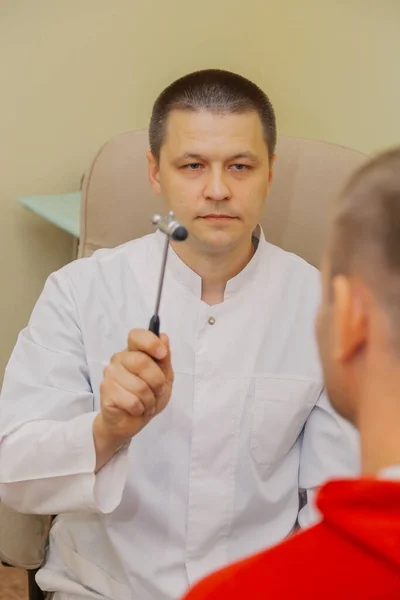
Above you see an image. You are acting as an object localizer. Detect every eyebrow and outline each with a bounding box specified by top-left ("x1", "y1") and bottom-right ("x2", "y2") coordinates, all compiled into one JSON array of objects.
[{"x1": 178, "y1": 152, "x2": 259, "y2": 162}]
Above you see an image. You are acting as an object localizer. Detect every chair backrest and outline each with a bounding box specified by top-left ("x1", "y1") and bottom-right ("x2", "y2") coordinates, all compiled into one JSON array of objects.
[{"x1": 78, "y1": 130, "x2": 368, "y2": 266}]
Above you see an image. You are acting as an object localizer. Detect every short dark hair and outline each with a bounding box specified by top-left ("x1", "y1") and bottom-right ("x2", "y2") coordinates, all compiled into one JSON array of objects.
[
  {"x1": 330, "y1": 147, "x2": 400, "y2": 341},
  {"x1": 149, "y1": 69, "x2": 277, "y2": 161}
]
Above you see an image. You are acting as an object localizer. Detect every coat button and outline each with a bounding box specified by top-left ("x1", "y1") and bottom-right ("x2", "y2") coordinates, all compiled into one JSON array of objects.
[{"x1": 208, "y1": 316, "x2": 216, "y2": 325}]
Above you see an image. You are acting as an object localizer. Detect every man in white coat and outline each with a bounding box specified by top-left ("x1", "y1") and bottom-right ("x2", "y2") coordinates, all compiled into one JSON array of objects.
[{"x1": 0, "y1": 69, "x2": 358, "y2": 600}]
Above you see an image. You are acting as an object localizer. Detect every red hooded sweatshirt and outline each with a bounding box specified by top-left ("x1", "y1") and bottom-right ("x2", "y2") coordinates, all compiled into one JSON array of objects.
[{"x1": 182, "y1": 479, "x2": 400, "y2": 599}]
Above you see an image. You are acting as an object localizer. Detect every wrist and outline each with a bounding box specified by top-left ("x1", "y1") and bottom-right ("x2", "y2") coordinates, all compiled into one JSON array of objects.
[{"x1": 93, "y1": 414, "x2": 131, "y2": 472}]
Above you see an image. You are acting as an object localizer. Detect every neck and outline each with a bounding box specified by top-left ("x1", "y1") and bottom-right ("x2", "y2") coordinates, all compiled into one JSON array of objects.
[
  {"x1": 356, "y1": 353, "x2": 400, "y2": 476},
  {"x1": 171, "y1": 236, "x2": 255, "y2": 305}
]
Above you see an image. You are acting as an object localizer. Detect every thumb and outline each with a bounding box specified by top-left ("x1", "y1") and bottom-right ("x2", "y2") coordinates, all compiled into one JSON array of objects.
[
  {"x1": 158, "y1": 333, "x2": 173, "y2": 381},
  {"x1": 159, "y1": 333, "x2": 170, "y2": 353}
]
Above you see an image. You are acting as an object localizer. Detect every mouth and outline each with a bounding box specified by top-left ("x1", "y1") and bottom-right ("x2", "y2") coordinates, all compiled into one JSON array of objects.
[{"x1": 200, "y1": 214, "x2": 237, "y2": 222}]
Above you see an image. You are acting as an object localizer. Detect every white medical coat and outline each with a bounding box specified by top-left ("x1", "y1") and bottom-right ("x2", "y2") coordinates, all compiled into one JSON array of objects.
[{"x1": 0, "y1": 229, "x2": 359, "y2": 600}]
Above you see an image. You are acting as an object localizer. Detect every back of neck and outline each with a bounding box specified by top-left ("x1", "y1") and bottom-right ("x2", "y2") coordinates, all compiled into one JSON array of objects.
[{"x1": 357, "y1": 359, "x2": 400, "y2": 476}]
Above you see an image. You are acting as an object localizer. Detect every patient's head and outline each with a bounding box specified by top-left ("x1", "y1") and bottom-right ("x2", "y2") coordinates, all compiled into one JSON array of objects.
[{"x1": 316, "y1": 148, "x2": 400, "y2": 424}]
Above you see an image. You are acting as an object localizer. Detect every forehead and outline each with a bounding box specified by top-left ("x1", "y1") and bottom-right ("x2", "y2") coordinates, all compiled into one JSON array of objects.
[{"x1": 162, "y1": 109, "x2": 268, "y2": 159}]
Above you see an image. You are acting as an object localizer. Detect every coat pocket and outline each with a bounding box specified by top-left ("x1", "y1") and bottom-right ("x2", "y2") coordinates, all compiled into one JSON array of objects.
[{"x1": 249, "y1": 377, "x2": 321, "y2": 467}]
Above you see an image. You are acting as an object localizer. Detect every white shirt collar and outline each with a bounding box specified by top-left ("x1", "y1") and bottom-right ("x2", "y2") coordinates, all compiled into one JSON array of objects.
[
  {"x1": 151, "y1": 225, "x2": 268, "y2": 301},
  {"x1": 378, "y1": 465, "x2": 400, "y2": 480}
]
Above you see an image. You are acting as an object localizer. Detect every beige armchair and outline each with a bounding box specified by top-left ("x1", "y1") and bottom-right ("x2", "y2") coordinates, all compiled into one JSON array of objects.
[{"x1": 78, "y1": 129, "x2": 368, "y2": 265}]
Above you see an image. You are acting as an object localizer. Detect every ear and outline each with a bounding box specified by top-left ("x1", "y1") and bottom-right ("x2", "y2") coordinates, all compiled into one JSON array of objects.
[
  {"x1": 147, "y1": 151, "x2": 162, "y2": 196},
  {"x1": 332, "y1": 275, "x2": 367, "y2": 363},
  {"x1": 268, "y1": 153, "x2": 276, "y2": 184}
]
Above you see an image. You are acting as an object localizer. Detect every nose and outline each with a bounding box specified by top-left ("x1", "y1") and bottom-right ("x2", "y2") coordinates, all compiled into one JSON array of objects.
[{"x1": 203, "y1": 166, "x2": 231, "y2": 202}]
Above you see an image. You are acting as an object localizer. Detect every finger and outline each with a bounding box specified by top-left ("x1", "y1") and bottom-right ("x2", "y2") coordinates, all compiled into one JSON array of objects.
[
  {"x1": 157, "y1": 334, "x2": 174, "y2": 384},
  {"x1": 107, "y1": 363, "x2": 157, "y2": 415},
  {"x1": 120, "y1": 351, "x2": 166, "y2": 394},
  {"x1": 127, "y1": 329, "x2": 167, "y2": 360},
  {"x1": 101, "y1": 378, "x2": 146, "y2": 417},
  {"x1": 109, "y1": 351, "x2": 125, "y2": 366}
]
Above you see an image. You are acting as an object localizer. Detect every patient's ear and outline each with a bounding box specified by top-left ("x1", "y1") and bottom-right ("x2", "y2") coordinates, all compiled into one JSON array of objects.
[
  {"x1": 147, "y1": 152, "x2": 161, "y2": 195},
  {"x1": 332, "y1": 275, "x2": 367, "y2": 363}
]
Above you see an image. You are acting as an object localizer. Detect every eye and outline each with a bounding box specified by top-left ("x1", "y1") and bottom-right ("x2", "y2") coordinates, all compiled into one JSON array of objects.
[
  {"x1": 183, "y1": 163, "x2": 203, "y2": 170},
  {"x1": 230, "y1": 164, "x2": 250, "y2": 172}
]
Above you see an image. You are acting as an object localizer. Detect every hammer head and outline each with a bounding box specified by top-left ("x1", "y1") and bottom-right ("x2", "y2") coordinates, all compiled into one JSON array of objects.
[
  {"x1": 151, "y1": 213, "x2": 188, "y2": 242},
  {"x1": 171, "y1": 225, "x2": 188, "y2": 241}
]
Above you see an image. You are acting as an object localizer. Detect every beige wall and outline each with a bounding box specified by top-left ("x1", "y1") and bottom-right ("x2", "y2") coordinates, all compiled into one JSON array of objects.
[{"x1": 0, "y1": 0, "x2": 399, "y2": 377}]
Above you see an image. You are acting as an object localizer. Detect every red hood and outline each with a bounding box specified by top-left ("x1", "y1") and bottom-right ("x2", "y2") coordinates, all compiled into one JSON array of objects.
[{"x1": 317, "y1": 478, "x2": 400, "y2": 571}]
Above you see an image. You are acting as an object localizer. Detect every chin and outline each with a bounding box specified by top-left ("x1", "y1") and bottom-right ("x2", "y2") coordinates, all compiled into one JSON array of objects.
[
  {"x1": 326, "y1": 384, "x2": 352, "y2": 422},
  {"x1": 199, "y1": 232, "x2": 242, "y2": 252},
  {"x1": 193, "y1": 221, "x2": 245, "y2": 248}
]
